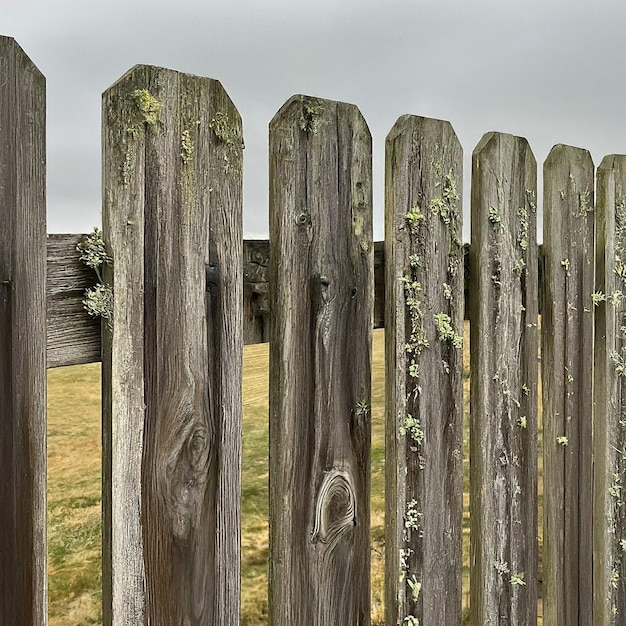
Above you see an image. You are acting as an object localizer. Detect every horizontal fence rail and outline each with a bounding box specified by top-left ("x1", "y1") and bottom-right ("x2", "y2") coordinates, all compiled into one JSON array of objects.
[
  {"x1": 5, "y1": 32, "x2": 626, "y2": 626},
  {"x1": 47, "y1": 236, "x2": 545, "y2": 368}
]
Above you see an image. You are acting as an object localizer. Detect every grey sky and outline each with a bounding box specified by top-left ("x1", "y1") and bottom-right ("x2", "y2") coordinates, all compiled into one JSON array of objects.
[{"x1": 4, "y1": 0, "x2": 626, "y2": 240}]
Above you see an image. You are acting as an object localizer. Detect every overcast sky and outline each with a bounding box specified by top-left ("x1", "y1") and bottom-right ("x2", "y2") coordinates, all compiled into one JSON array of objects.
[{"x1": 4, "y1": 0, "x2": 626, "y2": 240}]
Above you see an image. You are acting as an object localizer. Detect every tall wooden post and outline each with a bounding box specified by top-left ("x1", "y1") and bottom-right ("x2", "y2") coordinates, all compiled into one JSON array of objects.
[
  {"x1": 384, "y1": 115, "x2": 464, "y2": 626},
  {"x1": 469, "y1": 132, "x2": 538, "y2": 626},
  {"x1": 0, "y1": 36, "x2": 47, "y2": 625},
  {"x1": 102, "y1": 65, "x2": 243, "y2": 625},
  {"x1": 542, "y1": 145, "x2": 594, "y2": 625},
  {"x1": 594, "y1": 155, "x2": 626, "y2": 624},
  {"x1": 268, "y1": 95, "x2": 373, "y2": 626}
]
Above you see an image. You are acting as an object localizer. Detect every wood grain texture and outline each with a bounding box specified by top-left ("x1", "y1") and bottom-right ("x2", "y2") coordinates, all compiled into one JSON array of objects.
[
  {"x1": 46, "y1": 237, "x2": 383, "y2": 363},
  {"x1": 47, "y1": 233, "x2": 101, "y2": 367},
  {"x1": 102, "y1": 64, "x2": 242, "y2": 625},
  {"x1": 593, "y1": 155, "x2": 626, "y2": 625},
  {"x1": 542, "y1": 144, "x2": 594, "y2": 626},
  {"x1": 268, "y1": 95, "x2": 373, "y2": 626},
  {"x1": 0, "y1": 36, "x2": 47, "y2": 626},
  {"x1": 384, "y1": 115, "x2": 463, "y2": 626},
  {"x1": 469, "y1": 132, "x2": 538, "y2": 626}
]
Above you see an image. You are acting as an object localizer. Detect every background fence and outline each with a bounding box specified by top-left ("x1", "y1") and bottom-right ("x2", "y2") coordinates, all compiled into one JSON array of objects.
[{"x1": 2, "y1": 33, "x2": 624, "y2": 625}]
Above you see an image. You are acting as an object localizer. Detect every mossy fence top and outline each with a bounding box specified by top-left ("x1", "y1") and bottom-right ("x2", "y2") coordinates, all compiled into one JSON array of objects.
[{"x1": 2, "y1": 33, "x2": 626, "y2": 626}]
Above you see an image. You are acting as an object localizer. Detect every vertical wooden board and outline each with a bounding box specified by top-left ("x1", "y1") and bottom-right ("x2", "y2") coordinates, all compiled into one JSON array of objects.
[
  {"x1": 469, "y1": 132, "x2": 538, "y2": 626},
  {"x1": 594, "y1": 155, "x2": 626, "y2": 624},
  {"x1": 384, "y1": 115, "x2": 463, "y2": 626},
  {"x1": 102, "y1": 65, "x2": 242, "y2": 625},
  {"x1": 0, "y1": 36, "x2": 47, "y2": 626},
  {"x1": 268, "y1": 95, "x2": 373, "y2": 626},
  {"x1": 542, "y1": 145, "x2": 594, "y2": 626}
]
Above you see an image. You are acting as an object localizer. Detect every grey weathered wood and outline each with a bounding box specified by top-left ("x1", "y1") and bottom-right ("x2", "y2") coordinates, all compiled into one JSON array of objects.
[
  {"x1": 268, "y1": 95, "x2": 373, "y2": 626},
  {"x1": 102, "y1": 64, "x2": 242, "y2": 625},
  {"x1": 542, "y1": 144, "x2": 594, "y2": 626},
  {"x1": 47, "y1": 237, "x2": 382, "y2": 359},
  {"x1": 593, "y1": 155, "x2": 626, "y2": 624},
  {"x1": 47, "y1": 233, "x2": 101, "y2": 367},
  {"x1": 384, "y1": 115, "x2": 463, "y2": 626},
  {"x1": 469, "y1": 132, "x2": 538, "y2": 625},
  {"x1": 46, "y1": 236, "x2": 546, "y2": 367},
  {"x1": 243, "y1": 239, "x2": 271, "y2": 344},
  {"x1": 0, "y1": 36, "x2": 47, "y2": 626}
]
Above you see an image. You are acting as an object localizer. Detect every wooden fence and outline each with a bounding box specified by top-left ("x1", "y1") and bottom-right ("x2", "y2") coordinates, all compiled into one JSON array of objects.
[{"x1": 2, "y1": 33, "x2": 625, "y2": 625}]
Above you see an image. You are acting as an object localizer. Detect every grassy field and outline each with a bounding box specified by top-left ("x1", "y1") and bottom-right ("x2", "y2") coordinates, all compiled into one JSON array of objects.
[{"x1": 47, "y1": 325, "x2": 539, "y2": 624}]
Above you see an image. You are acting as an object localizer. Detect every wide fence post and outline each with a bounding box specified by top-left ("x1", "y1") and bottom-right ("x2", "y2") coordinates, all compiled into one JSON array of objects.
[
  {"x1": 384, "y1": 115, "x2": 463, "y2": 625},
  {"x1": 469, "y1": 132, "x2": 538, "y2": 625},
  {"x1": 268, "y1": 95, "x2": 373, "y2": 626},
  {"x1": 594, "y1": 154, "x2": 626, "y2": 623},
  {"x1": 0, "y1": 36, "x2": 47, "y2": 625},
  {"x1": 102, "y1": 65, "x2": 243, "y2": 625},
  {"x1": 542, "y1": 144, "x2": 594, "y2": 625}
]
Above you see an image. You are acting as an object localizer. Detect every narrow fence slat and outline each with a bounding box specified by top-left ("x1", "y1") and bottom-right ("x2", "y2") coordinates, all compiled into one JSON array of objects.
[
  {"x1": 594, "y1": 155, "x2": 626, "y2": 624},
  {"x1": 384, "y1": 115, "x2": 463, "y2": 625},
  {"x1": 102, "y1": 65, "x2": 242, "y2": 625},
  {"x1": 469, "y1": 132, "x2": 539, "y2": 625},
  {"x1": 268, "y1": 95, "x2": 373, "y2": 626},
  {"x1": 0, "y1": 36, "x2": 47, "y2": 625},
  {"x1": 542, "y1": 144, "x2": 595, "y2": 625}
]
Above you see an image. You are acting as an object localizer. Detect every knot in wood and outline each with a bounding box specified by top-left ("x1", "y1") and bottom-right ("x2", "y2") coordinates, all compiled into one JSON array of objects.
[
  {"x1": 311, "y1": 468, "x2": 357, "y2": 550},
  {"x1": 295, "y1": 211, "x2": 311, "y2": 227}
]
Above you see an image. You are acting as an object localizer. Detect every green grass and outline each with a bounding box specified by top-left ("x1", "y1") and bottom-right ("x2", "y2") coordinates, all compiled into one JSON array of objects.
[
  {"x1": 47, "y1": 362, "x2": 102, "y2": 625},
  {"x1": 47, "y1": 325, "x2": 539, "y2": 624}
]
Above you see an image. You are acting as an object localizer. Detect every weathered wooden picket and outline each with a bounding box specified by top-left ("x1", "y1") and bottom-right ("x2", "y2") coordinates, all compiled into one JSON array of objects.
[{"x1": 3, "y1": 33, "x2": 626, "y2": 625}]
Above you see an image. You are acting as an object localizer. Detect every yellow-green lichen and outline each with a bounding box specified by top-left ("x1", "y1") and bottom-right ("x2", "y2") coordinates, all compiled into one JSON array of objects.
[
  {"x1": 76, "y1": 227, "x2": 112, "y2": 272},
  {"x1": 578, "y1": 188, "x2": 592, "y2": 217},
  {"x1": 77, "y1": 227, "x2": 114, "y2": 329},
  {"x1": 299, "y1": 96, "x2": 325, "y2": 134},
  {"x1": 83, "y1": 283, "x2": 113, "y2": 324},
  {"x1": 430, "y1": 172, "x2": 462, "y2": 246},
  {"x1": 517, "y1": 206, "x2": 530, "y2": 251},
  {"x1": 406, "y1": 205, "x2": 425, "y2": 232},
  {"x1": 433, "y1": 312, "x2": 463, "y2": 349},
  {"x1": 181, "y1": 129, "x2": 194, "y2": 164},
  {"x1": 131, "y1": 89, "x2": 161, "y2": 126},
  {"x1": 400, "y1": 414, "x2": 424, "y2": 445},
  {"x1": 407, "y1": 575, "x2": 422, "y2": 602},
  {"x1": 404, "y1": 500, "x2": 422, "y2": 533},
  {"x1": 209, "y1": 111, "x2": 243, "y2": 174}
]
